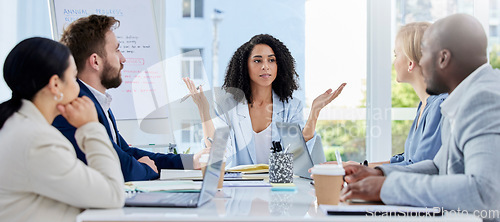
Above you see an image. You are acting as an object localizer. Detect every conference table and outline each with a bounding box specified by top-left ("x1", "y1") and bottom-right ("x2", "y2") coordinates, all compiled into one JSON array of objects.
[{"x1": 77, "y1": 178, "x2": 481, "y2": 222}]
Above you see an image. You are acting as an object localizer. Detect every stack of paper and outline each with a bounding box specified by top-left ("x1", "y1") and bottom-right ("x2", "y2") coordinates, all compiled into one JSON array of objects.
[
  {"x1": 226, "y1": 164, "x2": 269, "y2": 174},
  {"x1": 160, "y1": 169, "x2": 203, "y2": 180},
  {"x1": 223, "y1": 180, "x2": 271, "y2": 187},
  {"x1": 125, "y1": 180, "x2": 201, "y2": 193}
]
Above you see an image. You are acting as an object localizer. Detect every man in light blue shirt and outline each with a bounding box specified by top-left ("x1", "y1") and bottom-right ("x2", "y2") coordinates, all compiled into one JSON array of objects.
[{"x1": 340, "y1": 14, "x2": 500, "y2": 222}]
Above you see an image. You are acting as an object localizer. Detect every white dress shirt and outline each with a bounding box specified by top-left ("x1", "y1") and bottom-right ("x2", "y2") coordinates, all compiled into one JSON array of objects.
[
  {"x1": 80, "y1": 81, "x2": 117, "y2": 143},
  {"x1": 253, "y1": 123, "x2": 272, "y2": 164}
]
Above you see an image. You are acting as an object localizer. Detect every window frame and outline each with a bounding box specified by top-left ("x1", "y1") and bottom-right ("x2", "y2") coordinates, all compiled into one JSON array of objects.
[
  {"x1": 181, "y1": 48, "x2": 204, "y2": 80},
  {"x1": 181, "y1": 120, "x2": 202, "y2": 143},
  {"x1": 366, "y1": 0, "x2": 393, "y2": 162},
  {"x1": 182, "y1": 0, "x2": 203, "y2": 18}
]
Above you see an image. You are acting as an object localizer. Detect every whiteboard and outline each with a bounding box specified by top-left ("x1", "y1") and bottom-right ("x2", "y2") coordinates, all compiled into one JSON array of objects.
[{"x1": 49, "y1": 0, "x2": 169, "y2": 121}]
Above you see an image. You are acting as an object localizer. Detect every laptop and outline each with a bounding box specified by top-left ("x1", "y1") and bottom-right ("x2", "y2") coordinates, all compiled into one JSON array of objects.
[
  {"x1": 124, "y1": 126, "x2": 229, "y2": 208},
  {"x1": 276, "y1": 122, "x2": 316, "y2": 179}
]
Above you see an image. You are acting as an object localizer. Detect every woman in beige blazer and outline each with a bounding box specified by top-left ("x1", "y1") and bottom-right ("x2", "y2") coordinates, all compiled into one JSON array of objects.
[{"x1": 0, "y1": 37, "x2": 124, "y2": 222}]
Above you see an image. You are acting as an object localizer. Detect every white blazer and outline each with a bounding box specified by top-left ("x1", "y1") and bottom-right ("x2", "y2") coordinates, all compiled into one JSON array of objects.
[
  {"x1": 215, "y1": 91, "x2": 320, "y2": 167},
  {"x1": 0, "y1": 100, "x2": 124, "y2": 222}
]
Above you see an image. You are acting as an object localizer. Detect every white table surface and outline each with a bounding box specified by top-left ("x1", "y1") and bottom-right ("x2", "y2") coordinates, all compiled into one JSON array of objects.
[{"x1": 77, "y1": 178, "x2": 481, "y2": 222}]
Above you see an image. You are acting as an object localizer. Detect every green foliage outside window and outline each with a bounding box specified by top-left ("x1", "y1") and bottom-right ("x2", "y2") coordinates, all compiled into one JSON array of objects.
[
  {"x1": 390, "y1": 65, "x2": 419, "y2": 156},
  {"x1": 490, "y1": 44, "x2": 500, "y2": 69},
  {"x1": 317, "y1": 65, "x2": 419, "y2": 162},
  {"x1": 318, "y1": 120, "x2": 366, "y2": 162}
]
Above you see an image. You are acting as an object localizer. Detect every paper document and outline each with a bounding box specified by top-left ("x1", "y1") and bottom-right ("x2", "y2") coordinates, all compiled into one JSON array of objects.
[
  {"x1": 223, "y1": 181, "x2": 271, "y2": 187},
  {"x1": 160, "y1": 169, "x2": 203, "y2": 180},
  {"x1": 125, "y1": 180, "x2": 201, "y2": 192},
  {"x1": 226, "y1": 164, "x2": 269, "y2": 174},
  {"x1": 242, "y1": 173, "x2": 269, "y2": 180},
  {"x1": 320, "y1": 204, "x2": 442, "y2": 216}
]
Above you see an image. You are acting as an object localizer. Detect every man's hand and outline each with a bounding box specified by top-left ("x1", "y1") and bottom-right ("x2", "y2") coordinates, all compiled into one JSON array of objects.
[
  {"x1": 340, "y1": 176, "x2": 385, "y2": 202},
  {"x1": 193, "y1": 147, "x2": 211, "y2": 170},
  {"x1": 138, "y1": 156, "x2": 158, "y2": 173},
  {"x1": 343, "y1": 164, "x2": 384, "y2": 183}
]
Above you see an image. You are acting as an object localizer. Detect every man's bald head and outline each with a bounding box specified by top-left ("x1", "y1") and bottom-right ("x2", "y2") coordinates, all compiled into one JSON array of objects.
[
  {"x1": 420, "y1": 14, "x2": 488, "y2": 95},
  {"x1": 432, "y1": 13, "x2": 487, "y2": 65}
]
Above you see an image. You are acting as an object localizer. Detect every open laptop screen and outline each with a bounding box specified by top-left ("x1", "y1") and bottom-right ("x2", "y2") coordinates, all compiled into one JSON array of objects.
[
  {"x1": 276, "y1": 122, "x2": 315, "y2": 179},
  {"x1": 197, "y1": 126, "x2": 229, "y2": 207}
]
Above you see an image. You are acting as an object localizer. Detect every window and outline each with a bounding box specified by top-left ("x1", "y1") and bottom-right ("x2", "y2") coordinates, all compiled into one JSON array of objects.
[
  {"x1": 491, "y1": 25, "x2": 498, "y2": 37},
  {"x1": 0, "y1": 0, "x2": 52, "y2": 102},
  {"x1": 182, "y1": 0, "x2": 203, "y2": 18},
  {"x1": 181, "y1": 123, "x2": 191, "y2": 142},
  {"x1": 181, "y1": 121, "x2": 202, "y2": 143},
  {"x1": 306, "y1": 0, "x2": 367, "y2": 162},
  {"x1": 181, "y1": 48, "x2": 204, "y2": 80},
  {"x1": 490, "y1": 1, "x2": 500, "y2": 69}
]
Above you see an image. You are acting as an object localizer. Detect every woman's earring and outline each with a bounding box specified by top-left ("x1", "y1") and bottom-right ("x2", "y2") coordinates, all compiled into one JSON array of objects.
[{"x1": 54, "y1": 92, "x2": 64, "y2": 102}]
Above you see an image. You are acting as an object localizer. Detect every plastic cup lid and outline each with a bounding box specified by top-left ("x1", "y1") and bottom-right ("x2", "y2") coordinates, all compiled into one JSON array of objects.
[
  {"x1": 199, "y1": 154, "x2": 209, "y2": 163},
  {"x1": 311, "y1": 164, "x2": 345, "y2": 176}
]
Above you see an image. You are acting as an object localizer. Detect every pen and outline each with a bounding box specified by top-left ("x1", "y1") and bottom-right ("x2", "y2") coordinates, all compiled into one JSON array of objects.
[
  {"x1": 180, "y1": 83, "x2": 204, "y2": 103},
  {"x1": 284, "y1": 144, "x2": 291, "y2": 153}
]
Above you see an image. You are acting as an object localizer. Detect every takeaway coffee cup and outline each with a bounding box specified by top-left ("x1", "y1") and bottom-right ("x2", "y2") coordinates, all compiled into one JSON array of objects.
[
  {"x1": 200, "y1": 154, "x2": 225, "y2": 189},
  {"x1": 310, "y1": 164, "x2": 345, "y2": 205},
  {"x1": 199, "y1": 154, "x2": 209, "y2": 174}
]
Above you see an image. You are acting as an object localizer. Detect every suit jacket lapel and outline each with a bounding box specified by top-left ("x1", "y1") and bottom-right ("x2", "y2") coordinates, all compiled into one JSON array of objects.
[
  {"x1": 271, "y1": 91, "x2": 285, "y2": 142},
  {"x1": 234, "y1": 91, "x2": 285, "y2": 164},
  {"x1": 236, "y1": 102, "x2": 256, "y2": 164},
  {"x1": 77, "y1": 79, "x2": 115, "y2": 143}
]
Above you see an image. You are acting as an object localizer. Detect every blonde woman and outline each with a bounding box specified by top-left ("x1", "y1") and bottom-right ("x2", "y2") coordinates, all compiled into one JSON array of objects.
[
  {"x1": 328, "y1": 22, "x2": 447, "y2": 167},
  {"x1": 390, "y1": 22, "x2": 447, "y2": 165}
]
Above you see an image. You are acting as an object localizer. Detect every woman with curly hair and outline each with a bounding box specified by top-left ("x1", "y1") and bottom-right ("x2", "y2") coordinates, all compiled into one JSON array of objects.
[{"x1": 184, "y1": 34, "x2": 345, "y2": 167}]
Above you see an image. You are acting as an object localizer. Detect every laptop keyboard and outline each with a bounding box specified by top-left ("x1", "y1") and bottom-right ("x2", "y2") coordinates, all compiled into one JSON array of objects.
[{"x1": 159, "y1": 193, "x2": 200, "y2": 205}]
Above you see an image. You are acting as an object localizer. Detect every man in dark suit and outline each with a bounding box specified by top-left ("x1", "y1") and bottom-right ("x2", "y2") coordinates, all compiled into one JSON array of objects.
[{"x1": 53, "y1": 14, "x2": 207, "y2": 182}]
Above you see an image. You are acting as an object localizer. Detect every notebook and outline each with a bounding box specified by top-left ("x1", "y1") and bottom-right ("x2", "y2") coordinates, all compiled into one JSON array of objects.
[
  {"x1": 160, "y1": 169, "x2": 202, "y2": 180},
  {"x1": 226, "y1": 164, "x2": 269, "y2": 174},
  {"x1": 276, "y1": 122, "x2": 315, "y2": 179},
  {"x1": 320, "y1": 204, "x2": 443, "y2": 216},
  {"x1": 124, "y1": 126, "x2": 229, "y2": 208},
  {"x1": 124, "y1": 180, "x2": 201, "y2": 193}
]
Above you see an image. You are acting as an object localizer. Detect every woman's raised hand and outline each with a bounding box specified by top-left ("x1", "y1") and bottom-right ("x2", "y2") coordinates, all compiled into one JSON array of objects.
[
  {"x1": 311, "y1": 83, "x2": 346, "y2": 113},
  {"x1": 182, "y1": 77, "x2": 209, "y2": 110}
]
